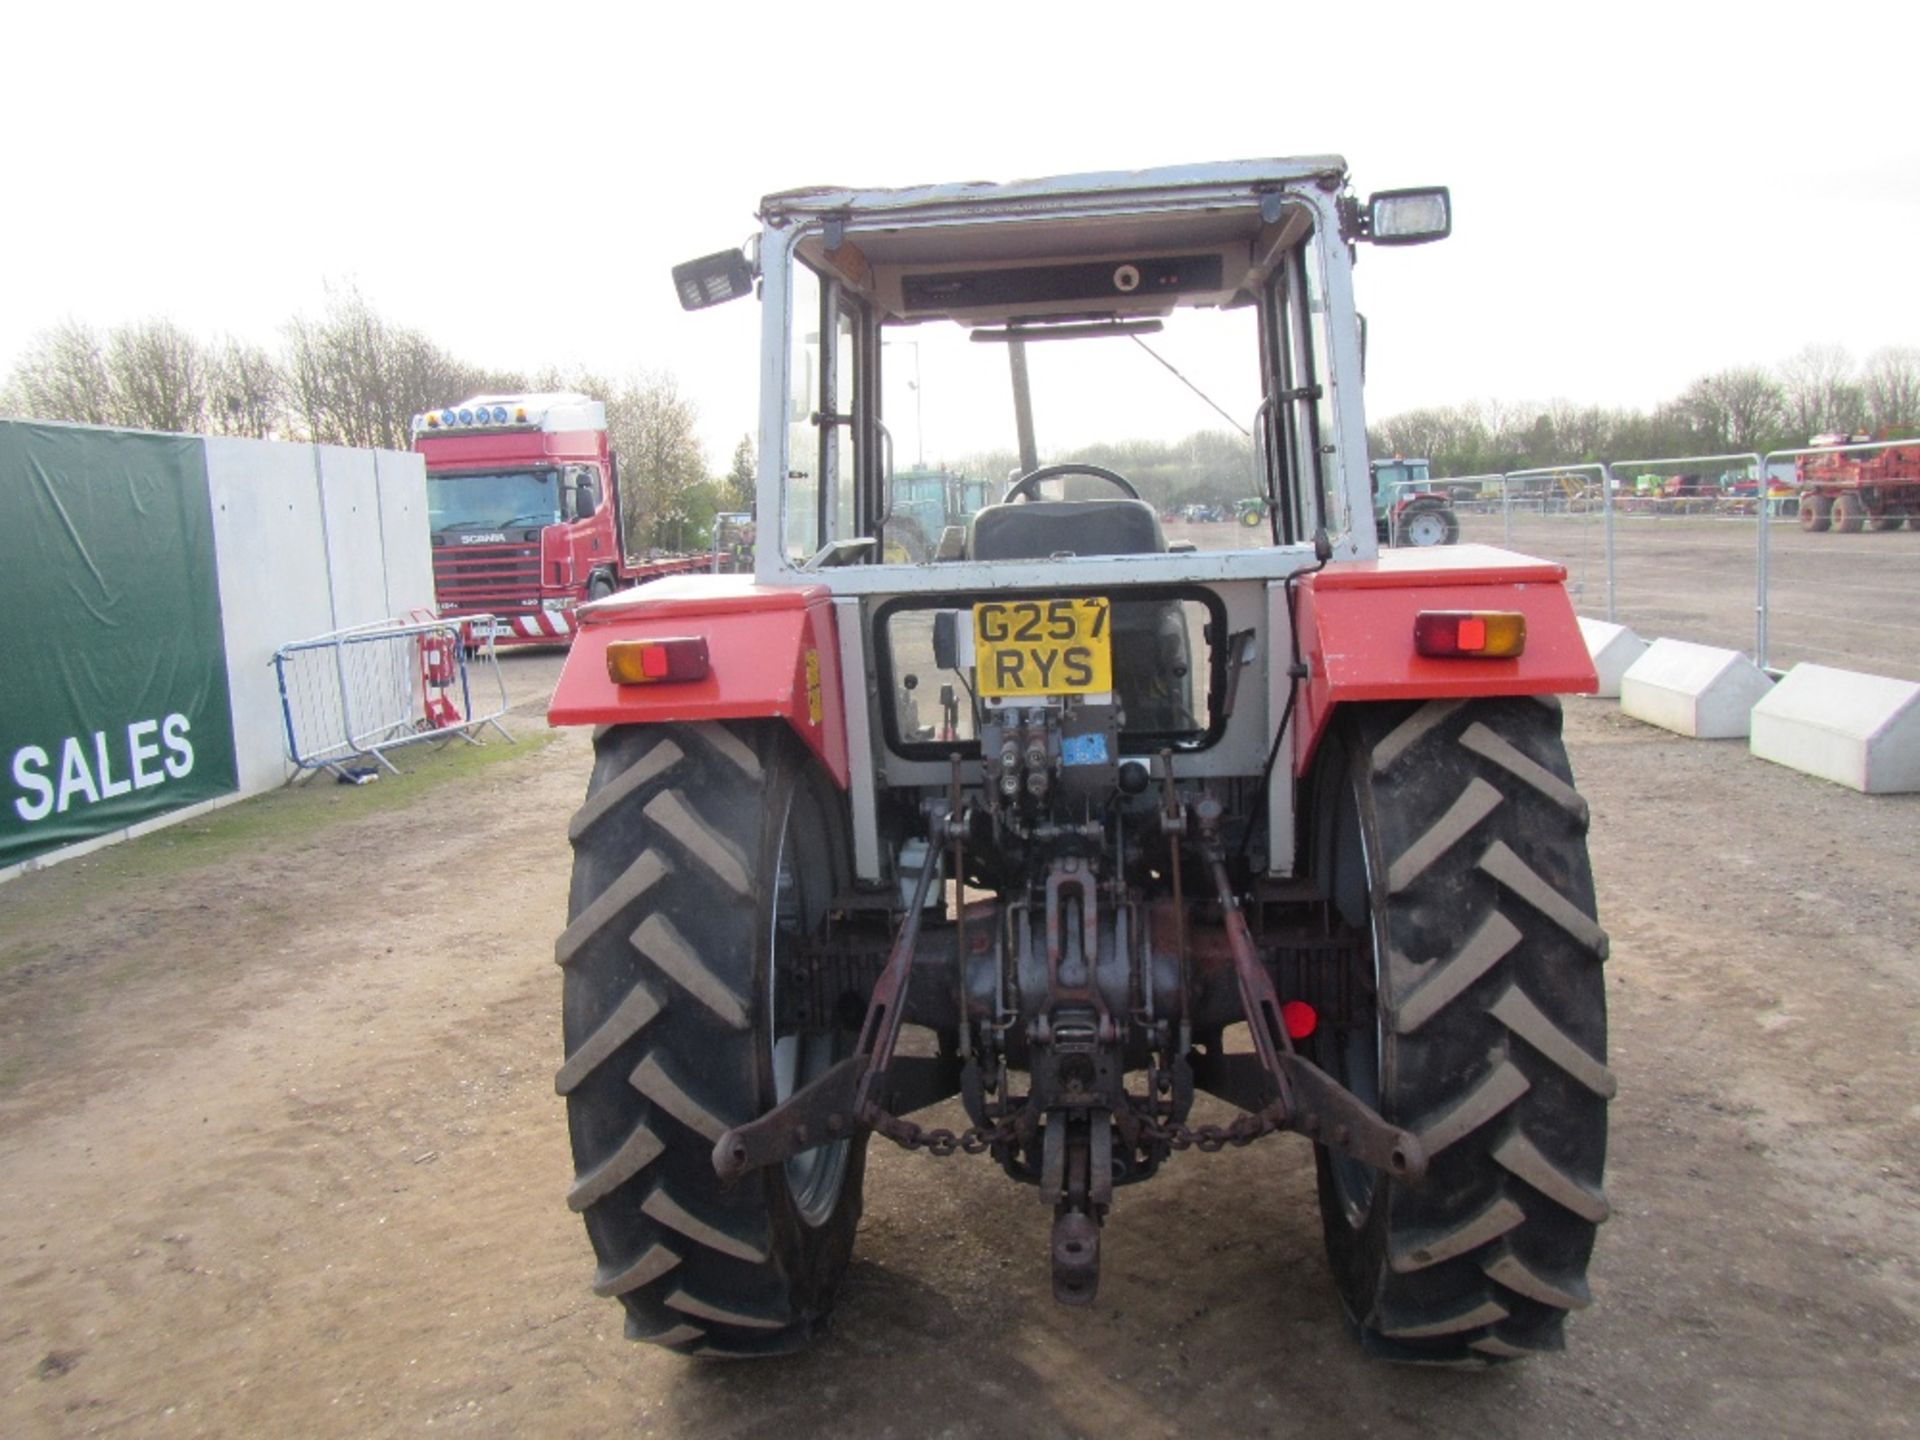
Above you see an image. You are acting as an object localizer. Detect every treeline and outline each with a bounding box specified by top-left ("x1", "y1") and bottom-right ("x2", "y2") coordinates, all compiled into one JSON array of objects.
[
  {"x1": 0, "y1": 291, "x2": 745, "y2": 551},
  {"x1": 1368, "y1": 345, "x2": 1920, "y2": 477},
  {"x1": 950, "y1": 430, "x2": 1258, "y2": 513}
]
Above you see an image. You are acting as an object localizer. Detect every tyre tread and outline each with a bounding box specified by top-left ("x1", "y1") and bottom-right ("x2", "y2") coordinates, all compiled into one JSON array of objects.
[
  {"x1": 1315, "y1": 697, "x2": 1609, "y2": 1363},
  {"x1": 559, "y1": 723, "x2": 864, "y2": 1356}
]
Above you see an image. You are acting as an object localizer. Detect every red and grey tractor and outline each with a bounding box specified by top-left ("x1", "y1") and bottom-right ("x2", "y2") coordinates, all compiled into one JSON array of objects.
[
  {"x1": 1371, "y1": 457, "x2": 1461, "y2": 546},
  {"x1": 547, "y1": 159, "x2": 1610, "y2": 1364}
]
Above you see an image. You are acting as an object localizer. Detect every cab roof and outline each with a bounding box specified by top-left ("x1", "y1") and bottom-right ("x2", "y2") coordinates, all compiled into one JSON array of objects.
[
  {"x1": 760, "y1": 156, "x2": 1349, "y2": 225},
  {"x1": 770, "y1": 159, "x2": 1350, "y2": 327}
]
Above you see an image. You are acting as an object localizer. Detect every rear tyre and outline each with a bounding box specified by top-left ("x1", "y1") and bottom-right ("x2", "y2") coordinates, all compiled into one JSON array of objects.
[
  {"x1": 1833, "y1": 493, "x2": 1866, "y2": 533},
  {"x1": 557, "y1": 722, "x2": 866, "y2": 1356},
  {"x1": 1870, "y1": 503, "x2": 1904, "y2": 533},
  {"x1": 1308, "y1": 697, "x2": 1611, "y2": 1363},
  {"x1": 883, "y1": 520, "x2": 931, "y2": 564}
]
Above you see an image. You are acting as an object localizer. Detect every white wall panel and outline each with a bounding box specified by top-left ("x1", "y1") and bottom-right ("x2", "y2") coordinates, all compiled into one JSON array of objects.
[
  {"x1": 315, "y1": 446, "x2": 388, "y2": 631},
  {"x1": 206, "y1": 437, "x2": 338, "y2": 792},
  {"x1": 373, "y1": 448, "x2": 435, "y2": 618}
]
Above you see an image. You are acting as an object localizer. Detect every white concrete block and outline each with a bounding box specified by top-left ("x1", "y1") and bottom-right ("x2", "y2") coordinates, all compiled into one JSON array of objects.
[
  {"x1": 1749, "y1": 664, "x2": 1920, "y2": 793},
  {"x1": 1619, "y1": 638, "x2": 1773, "y2": 738},
  {"x1": 1577, "y1": 617, "x2": 1650, "y2": 698}
]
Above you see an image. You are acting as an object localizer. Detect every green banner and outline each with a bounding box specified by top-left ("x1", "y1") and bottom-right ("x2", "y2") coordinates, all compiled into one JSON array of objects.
[{"x1": 1, "y1": 421, "x2": 238, "y2": 867}]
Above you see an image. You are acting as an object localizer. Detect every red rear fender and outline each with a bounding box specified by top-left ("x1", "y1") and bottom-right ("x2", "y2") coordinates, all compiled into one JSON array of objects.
[
  {"x1": 547, "y1": 575, "x2": 849, "y2": 788},
  {"x1": 1293, "y1": 545, "x2": 1596, "y2": 777}
]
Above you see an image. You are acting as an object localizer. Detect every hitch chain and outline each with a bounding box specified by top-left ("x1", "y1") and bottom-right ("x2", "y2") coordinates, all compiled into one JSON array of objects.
[
  {"x1": 862, "y1": 1103, "x2": 1022, "y2": 1157},
  {"x1": 1134, "y1": 1110, "x2": 1280, "y2": 1153},
  {"x1": 861, "y1": 1104, "x2": 1280, "y2": 1158}
]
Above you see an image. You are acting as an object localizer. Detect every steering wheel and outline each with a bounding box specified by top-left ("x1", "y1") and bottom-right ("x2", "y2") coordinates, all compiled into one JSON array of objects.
[{"x1": 1004, "y1": 463, "x2": 1141, "y2": 502}]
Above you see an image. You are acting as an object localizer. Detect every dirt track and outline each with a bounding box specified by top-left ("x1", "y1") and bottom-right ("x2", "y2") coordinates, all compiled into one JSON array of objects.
[{"x1": 2, "y1": 651, "x2": 1917, "y2": 1438}]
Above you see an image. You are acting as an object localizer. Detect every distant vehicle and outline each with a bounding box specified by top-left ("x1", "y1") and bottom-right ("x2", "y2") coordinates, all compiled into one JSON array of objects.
[
  {"x1": 411, "y1": 393, "x2": 705, "y2": 643},
  {"x1": 711, "y1": 511, "x2": 755, "y2": 573},
  {"x1": 1795, "y1": 431, "x2": 1920, "y2": 533},
  {"x1": 1176, "y1": 503, "x2": 1226, "y2": 524},
  {"x1": 884, "y1": 468, "x2": 995, "y2": 560},
  {"x1": 1369, "y1": 457, "x2": 1459, "y2": 546}
]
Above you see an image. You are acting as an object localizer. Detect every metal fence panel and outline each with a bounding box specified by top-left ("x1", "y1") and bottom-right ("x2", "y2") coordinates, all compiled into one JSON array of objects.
[
  {"x1": 272, "y1": 616, "x2": 511, "y2": 778},
  {"x1": 1441, "y1": 443, "x2": 1920, "y2": 683}
]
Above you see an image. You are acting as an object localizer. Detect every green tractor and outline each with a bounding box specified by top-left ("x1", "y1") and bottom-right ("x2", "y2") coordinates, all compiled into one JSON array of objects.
[{"x1": 884, "y1": 468, "x2": 996, "y2": 561}]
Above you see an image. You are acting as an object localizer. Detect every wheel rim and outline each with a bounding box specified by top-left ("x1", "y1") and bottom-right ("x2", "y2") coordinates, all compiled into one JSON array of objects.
[
  {"x1": 1327, "y1": 765, "x2": 1387, "y2": 1226},
  {"x1": 768, "y1": 787, "x2": 851, "y2": 1226},
  {"x1": 1404, "y1": 511, "x2": 1446, "y2": 546}
]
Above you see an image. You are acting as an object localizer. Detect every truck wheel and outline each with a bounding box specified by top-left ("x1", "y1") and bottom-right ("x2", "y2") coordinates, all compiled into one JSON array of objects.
[
  {"x1": 1306, "y1": 697, "x2": 1611, "y2": 1363},
  {"x1": 556, "y1": 722, "x2": 867, "y2": 1357},
  {"x1": 1398, "y1": 502, "x2": 1457, "y2": 547},
  {"x1": 1798, "y1": 494, "x2": 1831, "y2": 531},
  {"x1": 587, "y1": 573, "x2": 616, "y2": 602},
  {"x1": 1833, "y1": 493, "x2": 1866, "y2": 533},
  {"x1": 1870, "y1": 504, "x2": 1904, "y2": 532}
]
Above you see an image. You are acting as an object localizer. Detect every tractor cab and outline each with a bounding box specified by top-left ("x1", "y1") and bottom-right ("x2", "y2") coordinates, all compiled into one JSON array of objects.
[{"x1": 671, "y1": 161, "x2": 1451, "y2": 581}]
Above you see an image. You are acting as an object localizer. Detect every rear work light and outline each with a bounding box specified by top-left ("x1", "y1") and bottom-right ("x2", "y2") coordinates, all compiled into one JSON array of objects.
[
  {"x1": 606, "y1": 636, "x2": 710, "y2": 685},
  {"x1": 1413, "y1": 610, "x2": 1526, "y2": 659}
]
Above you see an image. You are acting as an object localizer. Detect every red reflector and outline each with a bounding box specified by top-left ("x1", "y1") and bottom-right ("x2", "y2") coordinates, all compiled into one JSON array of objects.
[
  {"x1": 1457, "y1": 616, "x2": 1486, "y2": 651},
  {"x1": 1281, "y1": 1000, "x2": 1318, "y2": 1040}
]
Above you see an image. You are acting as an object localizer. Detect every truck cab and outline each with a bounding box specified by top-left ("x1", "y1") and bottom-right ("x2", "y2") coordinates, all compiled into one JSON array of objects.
[{"x1": 412, "y1": 393, "x2": 626, "y2": 642}]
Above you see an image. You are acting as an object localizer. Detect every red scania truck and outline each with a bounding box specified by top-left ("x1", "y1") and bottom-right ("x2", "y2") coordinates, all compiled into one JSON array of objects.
[{"x1": 410, "y1": 392, "x2": 705, "y2": 643}]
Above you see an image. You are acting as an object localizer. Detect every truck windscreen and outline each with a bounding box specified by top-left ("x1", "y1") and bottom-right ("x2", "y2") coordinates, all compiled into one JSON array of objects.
[{"x1": 428, "y1": 470, "x2": 561, "y2": 533}]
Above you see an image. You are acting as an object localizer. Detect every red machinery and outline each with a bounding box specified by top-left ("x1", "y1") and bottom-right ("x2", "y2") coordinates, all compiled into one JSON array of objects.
[
  {"x1": 411, "y1": 393, "x2": 706, "y2": 644},
  {"x1": 1796, "y1": 432, "x2": 1920, "y2": 533}
]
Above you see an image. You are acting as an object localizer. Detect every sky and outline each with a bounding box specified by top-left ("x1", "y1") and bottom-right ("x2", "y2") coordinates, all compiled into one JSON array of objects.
[{"x1": 5, "y1": 1, "x2": 1917, "y2": 466}]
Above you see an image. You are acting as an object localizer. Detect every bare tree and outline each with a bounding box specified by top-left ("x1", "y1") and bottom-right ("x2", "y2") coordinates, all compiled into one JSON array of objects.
[
  {"x1": 1677, "y1": 368, "x2": 1788, "y2": 452},
  {"x1": 4, "y1": 321, "x2": 115, "y2": 426},
  {"x1": 1777, "y1": 344, "x2": 1861, "y2": 439},
  {"x1": 286, "y1": 286, "x2": 525, "y2": 450},
  {"x1": 1861, "y1": 347, "x2": 1920, "y2": 433},
  {"x1": 284, "y1": 290, "x2": 381, "y2": 448},
  {"x1": 608, "y1": 371, "x2": 707, "y2": 553},
  {"x1": 205, "y1": 337, "x2": 287, "y2": 438},
  {"x1": 104, "y1": 319, "x2": 208, "y2": 433}
]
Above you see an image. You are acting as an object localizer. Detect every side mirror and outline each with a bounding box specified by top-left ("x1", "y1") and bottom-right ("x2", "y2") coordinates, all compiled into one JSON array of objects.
[
  {"x1": 1365, "y1": 188, "x2": 1451, "y2": 246},
  {"x1": 575, "y1": 485, "x2": 598, "y2": 520},
  {"x1": 672, "y1": 248, "x2": 756, "y2": 310}
]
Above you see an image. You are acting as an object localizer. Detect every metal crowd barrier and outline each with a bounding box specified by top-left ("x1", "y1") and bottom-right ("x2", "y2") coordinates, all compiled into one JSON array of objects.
[
  {"x1": 1436, "y1": 440, "x2": 1920, "y2": 677},
  {"x1": 272, "y1": 614, "x2": 512, "y2": 779}
]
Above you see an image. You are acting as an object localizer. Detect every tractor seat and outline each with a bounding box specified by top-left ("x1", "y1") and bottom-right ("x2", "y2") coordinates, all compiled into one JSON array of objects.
[{"x1": 966, "y1": 499, "x2": 1167, "y2": 561}]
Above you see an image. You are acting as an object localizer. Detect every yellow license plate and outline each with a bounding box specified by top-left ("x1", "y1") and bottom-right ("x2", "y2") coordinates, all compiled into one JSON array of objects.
[{"x1": 973, "y1": 598, "x2": 1113, "y2": 698}]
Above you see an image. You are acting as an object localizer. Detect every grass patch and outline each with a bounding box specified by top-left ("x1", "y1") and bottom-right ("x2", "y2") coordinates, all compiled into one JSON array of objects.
[{"x1": 1, "y1": 729, "x2": 562, "y2": 961}]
